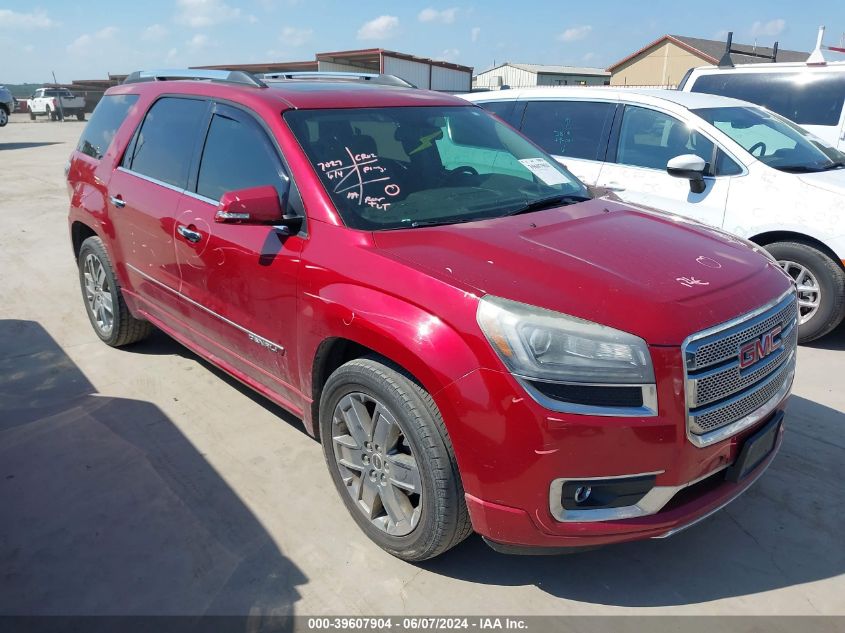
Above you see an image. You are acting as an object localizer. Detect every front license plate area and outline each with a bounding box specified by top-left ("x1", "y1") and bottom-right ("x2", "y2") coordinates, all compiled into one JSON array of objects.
[{"x1": 725, "y1": 411, "x2": 783, "y2": 483}]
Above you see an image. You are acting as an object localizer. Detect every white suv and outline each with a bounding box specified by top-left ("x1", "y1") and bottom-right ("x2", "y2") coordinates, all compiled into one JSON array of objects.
[
  {"x1": 680, "y1": 60, "x2": 845, "y2": 151},
  {"x1": 463, "y1": 87, "x2": 845, "y2": 342}
]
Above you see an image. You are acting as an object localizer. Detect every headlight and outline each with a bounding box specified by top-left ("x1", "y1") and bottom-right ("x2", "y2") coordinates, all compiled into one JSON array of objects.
[{"x1": 476, "y1": 295, "x2": 655, "y2": 385}]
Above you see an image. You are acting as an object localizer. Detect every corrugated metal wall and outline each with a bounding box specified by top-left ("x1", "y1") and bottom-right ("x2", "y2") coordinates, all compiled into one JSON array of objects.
[
  {"x1": 317, "y1": 61, "x2": 376, "y2": 73},
  {"x1": 383, "y1": 56, "x2": 431, "y2": 89},
  {"x1": 536, "y1": 73, "x2": 609, "y2": 86},
  {"x1": 474, "y1": 65, "x2": 538, "y2": 89},
  {"x1": 431, "y1": 66, "x2": 471, "y2": 92}
]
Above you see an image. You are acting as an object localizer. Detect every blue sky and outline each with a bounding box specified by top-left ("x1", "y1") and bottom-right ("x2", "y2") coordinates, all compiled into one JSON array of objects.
[{"x1": 1, "y1": 0, "x2": 844, "y2": 83}]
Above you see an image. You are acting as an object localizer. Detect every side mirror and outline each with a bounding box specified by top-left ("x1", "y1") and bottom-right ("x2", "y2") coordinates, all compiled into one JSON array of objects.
[
  {"x1": 666, "y1": 154, "x2": 707, "y2": 194},
  {"x1": 216, "y1": 185, "x2": 286, "y2": 224}
]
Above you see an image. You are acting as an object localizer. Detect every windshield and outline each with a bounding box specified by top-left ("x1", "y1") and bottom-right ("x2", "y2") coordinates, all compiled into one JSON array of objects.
[
  {"x1": 692, "y1": 106, "x2": 845, "y2": 173},
  {"x1": 284, "y1": 106, "x2": 590, "y2": 230}
]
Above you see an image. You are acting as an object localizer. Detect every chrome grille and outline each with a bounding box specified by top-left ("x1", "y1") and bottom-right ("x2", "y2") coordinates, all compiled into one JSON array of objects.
[
  {"x1": 687, "y1": 299, "x2": 797, "y2": 370},
  {"x1": 683, "y1": 291, "x2": 797, "y2": 444}
]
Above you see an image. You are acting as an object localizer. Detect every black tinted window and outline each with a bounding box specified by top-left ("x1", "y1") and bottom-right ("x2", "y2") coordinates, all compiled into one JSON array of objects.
[
  {"x1": 130, "y1": 97, "x2": 207, "y2": 189},
  {"x1": 521, "y1": 101, "x2": 615, "y2": 160},
  {"x1": 77, "y1": 94, "x2": 138, "y2": 160},
  {"x1": 197, "y1": 113, "x2": 286, "y2": 201},
  {"x1": 477, "y1": 100, "x2": 517, "y2": 125},
  {"x1": 691, "y1": 72, "x2": 845, "y2": 126},
  {"x1": 714, "y1": 149, "x2": 742, "y2": 176}
]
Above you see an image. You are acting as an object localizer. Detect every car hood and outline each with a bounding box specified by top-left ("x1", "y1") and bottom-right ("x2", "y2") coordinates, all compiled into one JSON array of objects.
[
  {"x1": 373, "y1": 199, "x2": 791, "y2": 346},
  {"x1": 797, "y1": 168, "x2": 845, "y2": 196}
]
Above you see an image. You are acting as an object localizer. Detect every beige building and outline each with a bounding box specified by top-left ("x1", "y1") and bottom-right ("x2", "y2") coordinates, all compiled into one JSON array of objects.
[{"x1": 607, "y1": 34, "x2": 808, "y2": 87}]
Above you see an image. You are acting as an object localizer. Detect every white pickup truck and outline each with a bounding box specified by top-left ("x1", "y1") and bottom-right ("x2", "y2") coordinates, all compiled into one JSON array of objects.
[{"x1": 27, "y1": 88, "x2": 86, "y2": 121}]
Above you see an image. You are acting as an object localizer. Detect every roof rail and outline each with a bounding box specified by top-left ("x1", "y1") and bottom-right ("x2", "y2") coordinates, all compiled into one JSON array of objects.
[
  {"x1": 718, "y1": 32, "x2": 779, "y2": 68},
  {"x1": 261, "y1": 71, "x2": 415, "y2": 88},
  {"x1": 123, "y1": 69, "x2": 267, "y2": 88}
]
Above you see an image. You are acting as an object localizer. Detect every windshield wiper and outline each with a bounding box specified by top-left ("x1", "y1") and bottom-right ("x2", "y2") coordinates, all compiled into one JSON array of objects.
[
  {"x1": 775, "y1": 165, "x2": 826, "y2": 173},
  {"x1": 503, "y1": 194, "x2": 592, "y2": 217},
  {"x1": 819, "y1": 161, "x2": 845, "y2": 171},
  {"x1": 405, "y1": 217, "x2": 484, "y2": 229}
]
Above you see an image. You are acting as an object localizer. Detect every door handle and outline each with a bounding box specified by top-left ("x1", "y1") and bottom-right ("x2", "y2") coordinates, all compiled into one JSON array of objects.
[
  {"x1": 109, "y1": 195, "x2": 126, "y2": 208},
  {"x1": 177, "y1": 225, "x2": 202, "y2": 243}
]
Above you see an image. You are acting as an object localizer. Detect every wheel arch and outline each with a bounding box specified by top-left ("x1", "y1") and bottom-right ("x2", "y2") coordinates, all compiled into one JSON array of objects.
[
  {"x1": 70, "y1": 220, "x2": 99, "y2": 260},
  {"x1": 749, "y1": 230, "x2": 845, "y2": 271},
  {"x1": 303, "y1": 288, "x2": 483, "y2": 440}
]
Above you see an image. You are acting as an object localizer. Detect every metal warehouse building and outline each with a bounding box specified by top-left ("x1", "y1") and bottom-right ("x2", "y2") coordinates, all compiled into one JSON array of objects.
[
  {"x1": 197, "y1": 48, "x2": 473, "y2": 92},
  {"x1": 473, "y1": 63, "x2": 610, "y2": 89}
]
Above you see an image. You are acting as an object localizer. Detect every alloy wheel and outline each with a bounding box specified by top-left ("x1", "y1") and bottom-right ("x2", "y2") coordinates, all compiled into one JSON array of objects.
[
  {"x1": 83, "y1": 253, "x2": 114, "y2": 335},
  {"x1": 331, "y1": 392, "x2": 422, "y2": 536},
  {"x1": 779, "y1": 259, "x2": 821, "y2": 324}
]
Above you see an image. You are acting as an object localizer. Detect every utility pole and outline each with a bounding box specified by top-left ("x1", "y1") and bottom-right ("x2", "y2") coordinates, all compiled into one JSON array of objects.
[{"x1": 51, "y1": 71, "x2": 65, "y2": 121}]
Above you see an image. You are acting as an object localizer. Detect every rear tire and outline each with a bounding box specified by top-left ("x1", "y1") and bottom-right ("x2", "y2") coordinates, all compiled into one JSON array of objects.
[
  {"x1": 76, "y1": 112, "x2": 85, "y2": 121},
  {"x1": 766, "y1": 241, "x2": 845, "y2": 343},
  {"x1": 47, "y1": 106, "x2": 55, "y2": 121},
  {"x1": 319, "y1": 357, "x2": 471, "y2": 561},
  {"x1": 78, "y1": 236, "x2": 152, "y2": 347},
  {"x1": 0, "y1": 107, "x2": 8, "y2": 127}
]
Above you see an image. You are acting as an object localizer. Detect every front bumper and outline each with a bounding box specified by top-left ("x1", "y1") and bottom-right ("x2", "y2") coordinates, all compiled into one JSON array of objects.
[{"x1": 434, "y1": 348, "x2": 789, "y2": 551}]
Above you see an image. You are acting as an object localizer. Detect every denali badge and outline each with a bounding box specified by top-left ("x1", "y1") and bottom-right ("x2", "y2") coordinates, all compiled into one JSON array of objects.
[
  {"x1": 739, "y1": 326, "x2": 782, "y2": 369},
  {"x1": 248, "y1": 332, "x2": 283, "y2": 354}
]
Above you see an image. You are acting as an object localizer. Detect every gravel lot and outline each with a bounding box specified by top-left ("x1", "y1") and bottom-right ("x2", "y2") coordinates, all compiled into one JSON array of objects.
[{"x1": 1, "y1": 113, "x2": 843, "y2": 616}]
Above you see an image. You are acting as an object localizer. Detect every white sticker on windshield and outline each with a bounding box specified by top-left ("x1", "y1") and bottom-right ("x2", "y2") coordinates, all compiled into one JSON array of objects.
[{"x1": 518, "y1": 158, "x2": 568, "y2": 186}]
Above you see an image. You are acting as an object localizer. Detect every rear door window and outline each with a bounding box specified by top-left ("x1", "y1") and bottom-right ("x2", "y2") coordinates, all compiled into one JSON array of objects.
[
  {"x1": 690, "y1": 72, "x2": 845, "y2": 126},
  {"x1": 520, "y1": 101, "x2": 615, "y2": 161},
  {"x1": 127, "y1": 97, "x2": 208, "y2": 189},
  {"x1": 77, "y1": 94, "x2": 138, "y2": 160},
  {"x1": 196, "y1": 109, "x2": 288, "y2": 201}
]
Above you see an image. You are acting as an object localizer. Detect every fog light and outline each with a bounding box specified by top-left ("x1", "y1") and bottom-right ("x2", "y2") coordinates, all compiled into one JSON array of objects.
[
  {"x1": 560, "y1": 474, "x2": 656, "y2": 511},
  {"x1": 574, "y1": 486, "x2": 592, "y2": 504}
]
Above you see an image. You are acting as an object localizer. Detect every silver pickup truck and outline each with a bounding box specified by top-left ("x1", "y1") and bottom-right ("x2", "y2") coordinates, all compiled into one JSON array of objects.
[{"x1": 27, "y1": 88, "x2": 86, "y2": 121}]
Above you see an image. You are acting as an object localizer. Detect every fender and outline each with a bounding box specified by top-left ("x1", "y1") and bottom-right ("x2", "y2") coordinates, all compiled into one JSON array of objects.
[{"x1": 297, "y1": 281, "x2": 486, "y2": 433}]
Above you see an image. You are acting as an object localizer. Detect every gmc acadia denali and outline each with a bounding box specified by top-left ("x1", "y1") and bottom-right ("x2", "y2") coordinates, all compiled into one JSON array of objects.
[{"x1": 67, "y1": 69, "x2": 797, "y2": 560}]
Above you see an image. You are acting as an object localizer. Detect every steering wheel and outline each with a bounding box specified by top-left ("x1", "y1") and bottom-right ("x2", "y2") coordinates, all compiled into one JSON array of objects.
[
  {"x1": 748, "y1": 141, "x2": 767, "y2": 157},
  {"x1": 442, "y1": 165, "x2": 479, "y2": 185}
]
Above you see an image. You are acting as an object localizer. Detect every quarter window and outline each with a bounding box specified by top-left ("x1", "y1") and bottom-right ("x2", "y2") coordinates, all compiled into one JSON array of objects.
[
  {"x1": 616, "y1": 106, "x2": 714, "y2": 171},
  {"x1": 197, "y1": 113, "x2": 287, "y2": 201},
  {"x1": 520, "y1": 101, "x2": 615, "y2": 161},
  {"x1": 77, "y1": 94, "x2": 138, "y2": 160},
  {"x1": 476, "y1": 100, "x2": 518, "y2": 125},
  {"x1": 128, "y1": 97, "x2": 208, "y2": 189}
]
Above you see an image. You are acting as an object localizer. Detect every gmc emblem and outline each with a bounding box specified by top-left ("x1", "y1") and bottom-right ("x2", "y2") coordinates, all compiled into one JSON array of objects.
[{"x1": 739, "y1": 326, "x2": 782, "y2": 369}]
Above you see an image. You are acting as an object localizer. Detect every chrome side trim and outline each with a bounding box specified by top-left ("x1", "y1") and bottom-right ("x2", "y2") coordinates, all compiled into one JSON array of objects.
[
  {"x1": 549, "y1": 465, "x2": 727, "y2": 523},
  {"x1": 517, "y1": 377, "x2": 658, "y2": 417},
  {"x1": 116, "y1": 166, "x2": 185, "y2": 195},
  {"x1": 183, "y1": 190, "x2": 220, "y2": 206},
  {"x1": 652, "y1": 448, "x2": 774, "y2": 539},
  {"x1": 126, "y1": 263, "x2": 285, "y2": 354}
]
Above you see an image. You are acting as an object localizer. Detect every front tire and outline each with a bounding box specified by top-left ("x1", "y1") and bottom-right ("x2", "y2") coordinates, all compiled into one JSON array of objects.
[
  {"x1": 319, "y1": 357, "x2": 471, "y2": 561},
  {"x1": 29, "y1": 110, "x2": 35, "y2": 121},
  {"x1": 0, "y1": 107, "x2": 8, "y2": 127},
  {"x1": 766, "y1": 241, "x2": 845, "y2": 343},
  {"x1": 78, "y1": 236, "x2": 152, "y2": 347}
]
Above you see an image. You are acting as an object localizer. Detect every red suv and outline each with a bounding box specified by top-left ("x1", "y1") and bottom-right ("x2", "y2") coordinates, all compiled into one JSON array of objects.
[{"x1": 67, "y1": 69, "x2": 797, "y2": 560}]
